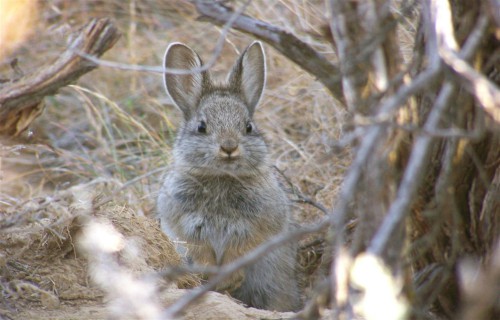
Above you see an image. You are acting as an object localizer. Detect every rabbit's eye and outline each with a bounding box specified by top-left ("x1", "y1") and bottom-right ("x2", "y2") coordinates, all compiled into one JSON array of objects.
[
  {"x1": 197, "y1": 121, "x2": 207, "y2": 133},
  {"x1": 246, "y1": 122, "x2": 253, "y2": 134}
]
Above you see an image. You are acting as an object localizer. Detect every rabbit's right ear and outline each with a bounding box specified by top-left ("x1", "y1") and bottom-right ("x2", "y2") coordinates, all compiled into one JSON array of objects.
[{"x1": 163, "y1": 43, "x2": 206, "y2": 119}]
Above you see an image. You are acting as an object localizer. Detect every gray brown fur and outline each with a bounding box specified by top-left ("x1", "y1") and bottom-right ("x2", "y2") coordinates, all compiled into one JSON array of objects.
[{"x1": 156, "y1": 41, "x2": 302, "y2": 311}]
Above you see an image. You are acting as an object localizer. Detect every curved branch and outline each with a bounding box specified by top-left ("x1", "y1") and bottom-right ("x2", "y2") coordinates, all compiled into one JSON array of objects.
[
  {"x1": 192, "y1": 0, "x2": 344, "y2": 102},
  {"x1": 0, "y1": 18, "x2": 120, "y2": 136}
]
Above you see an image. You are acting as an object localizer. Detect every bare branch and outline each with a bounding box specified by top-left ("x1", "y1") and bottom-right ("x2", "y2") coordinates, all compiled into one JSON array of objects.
[
  {"x1": 330, "y1": 64, "x2": 442, "y2": 236},
  {"x1": 353, "y1": 117, "x2": 485, "y2": 140},
  {"x1": 368, "y1": 0, "x2": 491, "y2": 255},
  {"x1": 0, "y1": 18, "x2": 120, "y2": 136},
  {"x1": 328, "y1": 6, "x2": 445, "y2": 306},
  {"x1": 328, "y1": 0, "x2": 445, "y2": 250},
  {"x1": 442, "y1": 45, "x2": 500, "y2": 122},
  {"x1": 274, "y1": 165, "x2": 331, "y2": 216},
  {"x1": 369, "y1": 81, "x2": 456, "y2": 255},
  {"x1": 192, "y1": 0, "x2": 344, "y2": 102},
  {"x1": 328, "y1": 0, "x2": 368, "y2": 111}
]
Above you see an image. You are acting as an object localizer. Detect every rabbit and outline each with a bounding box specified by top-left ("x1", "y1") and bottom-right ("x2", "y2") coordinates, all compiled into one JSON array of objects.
[{"x1": 156, "y1": 41, "x2": 302, "y2": 312}]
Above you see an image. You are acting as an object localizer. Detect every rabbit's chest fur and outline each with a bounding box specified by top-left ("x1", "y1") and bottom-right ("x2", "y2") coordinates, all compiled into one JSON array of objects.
[{"x1": 158, "y1": 171, "x2": 288, "y2": 265}]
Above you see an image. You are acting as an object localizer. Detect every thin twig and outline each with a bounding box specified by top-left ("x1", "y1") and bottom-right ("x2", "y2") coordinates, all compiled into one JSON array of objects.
[
  {"x1": 76, "y1": 0, "x2": 253, "y2": 76},
  {"x1": 274, "y1": 165, "x2": 331, "y2": 217},
  {"x1": 294, "y1": 197, "x2": 330, "y2": 217},
  {"x1": 431, "y1": 3, "x2": 499, "y2": 121}
]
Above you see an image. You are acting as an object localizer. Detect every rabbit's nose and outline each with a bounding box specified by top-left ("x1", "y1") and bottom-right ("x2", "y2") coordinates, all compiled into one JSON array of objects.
[{"x1": 220, "y1": 139, "x2": 240, "y2": 157}]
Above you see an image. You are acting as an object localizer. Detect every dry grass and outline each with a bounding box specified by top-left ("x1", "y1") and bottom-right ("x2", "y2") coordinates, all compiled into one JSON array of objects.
[{"x1": 1, "y1": 0, "x2": 346, "y2": 219}]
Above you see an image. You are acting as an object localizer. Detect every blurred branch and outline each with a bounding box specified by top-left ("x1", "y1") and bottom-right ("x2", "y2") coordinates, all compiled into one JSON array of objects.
[
  {"x1": 437, "y1": 14, "x2": 500, "y2": 122},
  {"x1": 369, "y1": 0, "x2": 491, "y2": 256},
  {"x1": 443, "y1": 50, "x2": 500, "y2": 122},
  {"x1": 328, "y1": 3, "x2": 442, "y2": 312},
  {"x1": 0, "y1": 18, "x2": 120, "y2": 136},
  {"x1": 458, "y1": 240, "x2": 500, "y2": 319},
  {"x1": 297, "y1": 277, "x2": 331, "y2": 319},
  {"x1": 327, "y1": 0, "x2": 367, "y2": 111},
  {"x1": 330, "y1": 62, "x2": 441, "y2": 242},
  {"x1": 431, "y1": 1, "x2": 499, "y2": 121},
  {"x1": 369, "y1": 81, "x2": 456, "y2": 254},
  {"x1": 192, "y1": 0, "x2": 345, "y2": 102}
]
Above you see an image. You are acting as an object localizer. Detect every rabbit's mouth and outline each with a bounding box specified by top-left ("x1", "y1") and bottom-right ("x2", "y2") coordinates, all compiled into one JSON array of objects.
[
  {"x1": 219, "y1": 155, "x2": 240, "y2": 163},
  {"x1": 202, "y1": 160, "x2": 240, "y2": 176},
  {"x1": 216, "y1": 155, "x2": 244, "y2": 173}
]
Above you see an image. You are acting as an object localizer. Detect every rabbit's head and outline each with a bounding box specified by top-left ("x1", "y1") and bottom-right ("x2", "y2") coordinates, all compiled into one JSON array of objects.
[{"x1": 163, "y1": 42, "x2": 269, "y2": 177}]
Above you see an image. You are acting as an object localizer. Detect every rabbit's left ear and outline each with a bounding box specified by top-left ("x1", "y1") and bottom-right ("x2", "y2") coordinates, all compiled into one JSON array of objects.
[
  {"x1": 163, "y1": 42, "x2": 208, "y2": 120},
  {"x1": 227, "y1": 41, "x2": 266, "y2": 115}
]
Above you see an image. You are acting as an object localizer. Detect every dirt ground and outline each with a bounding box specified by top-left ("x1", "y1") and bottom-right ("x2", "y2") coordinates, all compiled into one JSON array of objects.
[{"x1": 0, "y1": 181, "x2": 306, "y2": 319}]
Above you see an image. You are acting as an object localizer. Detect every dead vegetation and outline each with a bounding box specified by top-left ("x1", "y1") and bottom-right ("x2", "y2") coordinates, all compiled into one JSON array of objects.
[{"x1": 1, "y1": 0, "x2": 499, "y2": 319}]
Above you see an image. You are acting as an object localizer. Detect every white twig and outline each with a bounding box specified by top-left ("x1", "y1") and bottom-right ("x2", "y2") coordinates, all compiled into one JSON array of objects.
[{"x1": 79, "y1": 218, "x2": 165, "y2": 320}]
